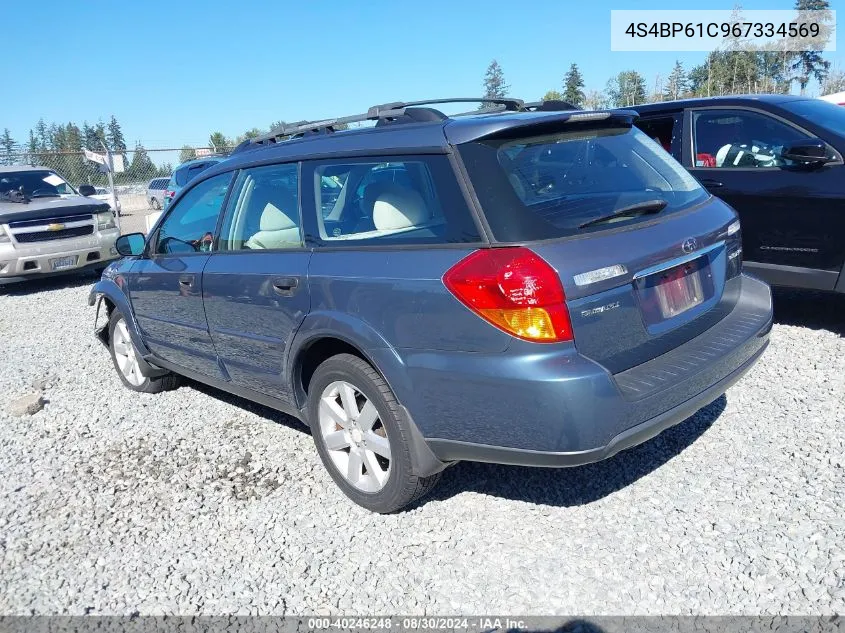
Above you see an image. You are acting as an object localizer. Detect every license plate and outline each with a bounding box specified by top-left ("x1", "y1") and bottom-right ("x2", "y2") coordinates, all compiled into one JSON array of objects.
[
  {"x1": 655, "y1": 263, "x2": 705, "y2": 318},
  {"x1": 50, "y1": 255, "x2": 78, "y2": 271}
]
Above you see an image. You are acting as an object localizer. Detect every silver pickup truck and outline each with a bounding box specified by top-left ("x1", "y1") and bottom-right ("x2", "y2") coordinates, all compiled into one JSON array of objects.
[{"x1": 0, "y1": 165, "x2": 121, "y2": 283}]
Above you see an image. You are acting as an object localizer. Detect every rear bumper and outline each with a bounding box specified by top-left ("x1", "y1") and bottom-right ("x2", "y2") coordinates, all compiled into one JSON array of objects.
[
  {"x1": 426, "y1": 339, "x2": 767, "y2": 467},
  {"x1": 392, "y1": 274, "x2": 772, "y2": 467}
]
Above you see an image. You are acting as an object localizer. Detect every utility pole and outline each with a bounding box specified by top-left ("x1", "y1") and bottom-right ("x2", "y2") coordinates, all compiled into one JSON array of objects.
[{"x1": 100, "y1": 140, "x2": 121, "y2": 227}]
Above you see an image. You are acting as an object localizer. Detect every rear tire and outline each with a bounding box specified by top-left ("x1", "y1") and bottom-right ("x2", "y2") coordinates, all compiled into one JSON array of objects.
[
  {"x1": 307, "y1": 353, "x2": 441, "y2": 513},
  {"x1": 151, "y1": 197, "x2": 161, "y2": 210},
  {"x1": 108, "y1": 310, "x2": 179, "y2": 393}
]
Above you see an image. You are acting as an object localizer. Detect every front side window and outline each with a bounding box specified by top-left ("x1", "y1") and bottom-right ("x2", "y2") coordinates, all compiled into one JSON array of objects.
[
  {"x1": 219, "y1": 163, "x2": 301, "y2": 251},
  {"x1": 308, "y1": 156, "x2": 480, "y2": 245},
  {"x1": 693, "y1": 109, "x2": 815, "y2": 168},
  {"x1": 459, "y1": 125, "x2": 708, "y2": 241},
  {"x1": 155, "y1": 172, "x2": 232, "y2": 255}
]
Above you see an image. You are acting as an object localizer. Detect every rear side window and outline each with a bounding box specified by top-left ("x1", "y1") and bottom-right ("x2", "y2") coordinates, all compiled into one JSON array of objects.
[
  {"x1": 304, "y1": 155, "x2": 480, "y2": 245},
  {"x1": 219, "y1": 163, "x2": 301, "y2": 251},
  {"x1": 459, "y1": 126, "x2": 708, "y2": 242}
]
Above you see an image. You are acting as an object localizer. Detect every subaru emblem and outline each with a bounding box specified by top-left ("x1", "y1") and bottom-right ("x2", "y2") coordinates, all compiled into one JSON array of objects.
[{"x1": 682, "y1": 238, "x2": 698, "y2": 254}]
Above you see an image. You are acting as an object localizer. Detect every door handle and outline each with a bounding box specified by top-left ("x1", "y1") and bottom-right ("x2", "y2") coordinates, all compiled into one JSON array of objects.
[
  {"x1": 178, "y1": 275, "x2": 195, "y2": 288},
  {"x1": 699, "y1": 178, "x2": 724, "y2": 188},
  {"x1": 272, "y1": 276, "x2": 299, "y2": 297}
]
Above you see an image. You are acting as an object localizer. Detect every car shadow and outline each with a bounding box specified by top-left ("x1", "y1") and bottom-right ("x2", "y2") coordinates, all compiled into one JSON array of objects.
[
  {"x1": 183, "y1": 378, "x2": 309, "y2": 436},
  {"x1": 772, "y1": 288, "x2": 845, "y2": 336},
  {"x1": 0, "y1": 270, "x2": 101, "y2": 296},
  {"x1": 424, "y1": 395, "x2": 726, "y2": 509}
]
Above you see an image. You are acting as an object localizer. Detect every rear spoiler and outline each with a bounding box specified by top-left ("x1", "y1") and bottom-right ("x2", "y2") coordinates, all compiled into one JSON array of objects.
[{"x1": 444, "y1": 109, "x2": 639, "y2": 145}]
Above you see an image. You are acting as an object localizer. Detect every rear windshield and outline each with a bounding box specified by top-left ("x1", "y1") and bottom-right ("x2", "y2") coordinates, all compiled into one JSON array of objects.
[
  {"x1": 175, "y1": 161, "x2": 216, "y2": 186},
  {"x1": 459, "y1": 125, "x2": 708, "y2": 241}
]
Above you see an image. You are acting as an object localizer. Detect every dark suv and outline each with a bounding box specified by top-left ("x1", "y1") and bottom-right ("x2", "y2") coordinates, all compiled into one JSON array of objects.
[
  {"x1": 89, "y1": 98, "x2": 772, "y2": 512},
  {"x1": 634, "y1": 95, "x2": 845, "y2": 294}
]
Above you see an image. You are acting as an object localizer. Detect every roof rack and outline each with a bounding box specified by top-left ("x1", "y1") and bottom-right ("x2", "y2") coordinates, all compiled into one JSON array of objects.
[
  {"x1": 239, "y1": 97, "x2": 527, "y2": 151},
  {"x1": 523, "y1": 100, "x2": 581, "y2": 111}
]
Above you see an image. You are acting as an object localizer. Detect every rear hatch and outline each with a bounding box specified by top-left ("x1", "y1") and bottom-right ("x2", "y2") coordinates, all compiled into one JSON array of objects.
[{"x1": 453, "y1": 111, "x2": 744, "y2": 373}]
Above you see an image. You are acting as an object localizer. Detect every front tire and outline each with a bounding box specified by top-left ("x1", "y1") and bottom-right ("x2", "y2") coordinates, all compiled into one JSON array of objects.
[
  {"x1": 307, "y1": 354, "x2": 441, "y2": 513},
  {"x1": 108, "y1": 310, "x2": 179, "y2": 393}
]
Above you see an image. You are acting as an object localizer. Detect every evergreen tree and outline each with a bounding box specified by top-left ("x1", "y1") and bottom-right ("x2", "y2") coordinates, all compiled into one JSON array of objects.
[
  {"x1": 34, "y1": 118, "x2": 48, "y2": 150},
  {"x1": 791, "y1": 0, "x2": 832, "y2": 93},
  {"x1": 208, "y1": 131, "x2": 229, "y2": 152},
  {"x1": 606, "y1": 70, "x2": 647, "y2": 106},
  {"x1": 106, "y1": 115, "x2": 127, "y2": 153},
  {"x1": 562, "y1": 64, "x2": 585, "y2": 107},
  {"x1": 664, "y1": 61, "x2": 688, "y2": 100},
  {"x1": 179, "y1": 145, "x2": 197, "y2": 164},
  {"x1": 130, "y1": 143, "x2": 156, "y2": 179},
  {"x1": 1, "y1": 129, "x2": 16, "y2": 165},
  {"x1": 482, "y1": 60, "x2": 510, "y2": 102}
]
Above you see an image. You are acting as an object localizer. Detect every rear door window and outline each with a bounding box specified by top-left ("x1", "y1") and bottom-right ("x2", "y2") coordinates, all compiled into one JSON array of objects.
[
  {"x1": 218, "y1": 163, "x2": 302, "y2": 251},
  {"x1": 458, "y1": 125, "x2": 708, "y2": 242},
  {"x1": 303, "y1": 155, "x2": 481, "y2": 245}
]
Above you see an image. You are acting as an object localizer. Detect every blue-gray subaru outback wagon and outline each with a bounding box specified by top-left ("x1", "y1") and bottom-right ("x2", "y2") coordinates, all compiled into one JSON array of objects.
[{"x1": 89, "y1": 98, "x2": 773, "y2": 513}]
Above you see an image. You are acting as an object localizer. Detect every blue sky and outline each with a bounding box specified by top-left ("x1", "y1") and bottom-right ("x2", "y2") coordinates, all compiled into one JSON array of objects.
[{"x1": 3, "y1": 0, "x2": 841, "y2": 150}]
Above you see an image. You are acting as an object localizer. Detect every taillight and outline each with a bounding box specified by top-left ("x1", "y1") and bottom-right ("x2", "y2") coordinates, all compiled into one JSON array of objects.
[
  {"x1": 165, "y1": 190, "x2": 175, "y2": 198},
  {"x1": 443, "y1": 247, "x2": 573, "y2": 343}
]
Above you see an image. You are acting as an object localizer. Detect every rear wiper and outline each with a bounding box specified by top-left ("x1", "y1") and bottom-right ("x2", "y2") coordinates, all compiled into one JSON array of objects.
[{"x1": 578, "y1": 199, "x2": 668, "y2": 229}]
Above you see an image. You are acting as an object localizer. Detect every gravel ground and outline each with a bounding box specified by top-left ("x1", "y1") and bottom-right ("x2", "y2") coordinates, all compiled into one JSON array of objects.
[{"x1": 0, "y1": 279, "x2": 843, "y2": 615}]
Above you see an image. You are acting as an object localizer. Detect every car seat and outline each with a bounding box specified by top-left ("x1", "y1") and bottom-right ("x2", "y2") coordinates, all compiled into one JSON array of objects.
[
  {"x1": 372, "y1": 184, "x2": 429, "y2": 232},
  {"x1": 244, "y1": 201, "x2": 300, "y2": 249}
]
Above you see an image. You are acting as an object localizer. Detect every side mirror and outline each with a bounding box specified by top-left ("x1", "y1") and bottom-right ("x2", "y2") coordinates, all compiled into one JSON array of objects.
[
  {"x1": 782, "y1": 141, "x2": 832, "y2": 165},
  {"x1": 115, "y1": 233, "x2": 146, "y2": 256},
  {"x1": 78, "y1": 184, "x2": 97, "y2": 197}
]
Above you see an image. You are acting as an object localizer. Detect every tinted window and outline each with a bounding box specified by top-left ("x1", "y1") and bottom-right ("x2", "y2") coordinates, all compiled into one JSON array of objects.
[
  {"x1": 155, "y1": 172, "x2": 232, "y2": 254},
  {"x1": 459, "y1": 125, "x2": 707, "y2": 241},
  {"x1": 308, "y1": 156, "x2": 480, "y2": 245},
  {"x1": 219, "y1": 163, "x2": 301, "y2": 251},
  {"x1": 693, "y1": 109, "x2": 815, "y2": 168},
  {"x1": 175, "y1": 161, "x2": 215, "y2": 186}
]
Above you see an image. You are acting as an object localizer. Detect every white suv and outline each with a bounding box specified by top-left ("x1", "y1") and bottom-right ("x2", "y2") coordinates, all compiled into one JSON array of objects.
[{"x1": 0, "y1": 166, "x2": 121, "y2": 283}]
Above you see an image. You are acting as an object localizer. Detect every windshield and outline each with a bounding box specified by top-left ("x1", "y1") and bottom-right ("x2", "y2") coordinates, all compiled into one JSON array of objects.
[
  {"x1": 0, "y1": 169, "x2": 76, "y2": 198},
  {"x1": 780, "y1": 99, "x2": 845, "y2": 135},
  {"x1": 459, "y1": 125, "x2": 709, "y2": 241}
]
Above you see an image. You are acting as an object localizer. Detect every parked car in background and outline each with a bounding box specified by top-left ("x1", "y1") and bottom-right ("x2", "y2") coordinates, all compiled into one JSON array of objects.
[
  {"x1": 819, "y1": 91, "x2": 845, "y2": 106},
  {"x1": 90, "y1": 98, "x2": 772, "y2": 513},
  {"x1": 146, "y1": 177, "x2": 170, "y2": 210},
  {"x1": 89, "y1": 186, "x2": 122, "y2": 216},
  {"x1": 0, "y1": 166, "x2": 119, "y2": 282},
  {"x1": 633, "y1": 95, "x2": 845, "y2": 294},
  {"x1": 162, "y1": 156, "x2": 226, "y2": 210}
]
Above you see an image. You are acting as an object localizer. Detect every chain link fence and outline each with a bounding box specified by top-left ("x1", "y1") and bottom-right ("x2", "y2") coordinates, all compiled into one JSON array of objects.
[{"x1": 2, "y1": 147, "x2": 227, "y2": 217}]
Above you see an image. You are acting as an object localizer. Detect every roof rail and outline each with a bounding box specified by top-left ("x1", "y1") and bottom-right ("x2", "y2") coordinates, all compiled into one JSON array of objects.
[{"x1": 238, "y1": 97, "x2": 527, "y2": 152}]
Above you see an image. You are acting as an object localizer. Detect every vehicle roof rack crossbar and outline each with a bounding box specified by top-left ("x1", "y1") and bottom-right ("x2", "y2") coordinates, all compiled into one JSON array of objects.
[{"x1": 239, "y1": 97, "x2": 528, "y2": 152}]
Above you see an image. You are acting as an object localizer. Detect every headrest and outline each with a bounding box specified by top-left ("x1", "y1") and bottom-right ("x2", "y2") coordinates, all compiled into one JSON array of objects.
[
  {"x1": 372, "y1": 185, "x2": 428, "y2": 231},
  {"x1": 260, "y1": 202, "x2": 296, "y2": 231}
]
